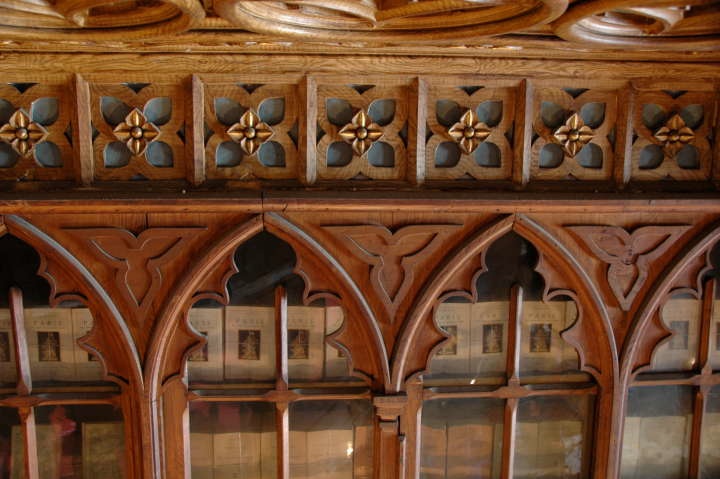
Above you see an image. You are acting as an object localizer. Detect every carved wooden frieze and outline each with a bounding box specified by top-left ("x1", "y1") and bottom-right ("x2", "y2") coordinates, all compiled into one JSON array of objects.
[
  {"x1": 315, "y1": 78, "x2": 412, "y2": 182},
  {"x1": 531, "y1": 85, "x2": 619, "y2": 181},
  {"x1": 0, "y1": 82, "x2": 74, "y2": 182},
  {"x1": 326, "y1": 224, "x2": 461, "y2": 321},
  {"x1": 84, "y1": 80, "x2": 187, "y2": 181},
  {"x1": 568, "y1": 225, "x2": 690, "y2": 310},
  {"x1": 630, "y1": 87, "x2": 716, "y2": 181},
  {"x1": 64, "y1": 227, "x2": 203, "y2": 353},
  {"x1": 425, "y1": 80, "x2": 517, "y2": 181},
  {"x1": 198, "y1": 76, "x2": 301, "y2": 183}
]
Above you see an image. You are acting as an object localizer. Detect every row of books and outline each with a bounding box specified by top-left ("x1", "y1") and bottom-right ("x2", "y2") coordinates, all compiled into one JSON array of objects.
[
  {"x1": 190, "y1": 426, "x2": 372, "y2": 479},
  {"x1": 0, "y1": 308, "x2": 103, "y2": 383},
  {"x1": 429, "y1": 301, "x2": 580, "y2": 377},
  {"x1": 10, "y1": 422, "x2": 124, "y2": 479},
  {"x1": 420, "y1": 420, "x2": 585, "y2": 478},
  {"x1": 187, "y1": 306, "x2": 349, "y2": 382}
]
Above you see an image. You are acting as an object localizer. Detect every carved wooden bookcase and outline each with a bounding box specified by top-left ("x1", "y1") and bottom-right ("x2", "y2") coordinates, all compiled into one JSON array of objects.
[{"x1": 0, "y1": 9, "x2": 718, "y2": 479}]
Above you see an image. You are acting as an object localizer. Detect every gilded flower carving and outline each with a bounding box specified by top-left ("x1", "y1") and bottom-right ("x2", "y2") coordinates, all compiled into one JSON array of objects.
[
  {"x1": 654, "y1": 113, "x2": 694, "y2": 155},
  {"x1": 0, "y1": 109, "x2": 48, "y2": 156},
  {"x1": 113, "y1": 109, "x2": 160, "y2": 156},
  {"x1": 447, "y1": 110, "x2": 491, "y2": 155},
  {"x1": 338, "y1": 109, "x2": 383, "y2": 156},
  {"x1": 227, "y1": 110, "x2": 273, "y2": 155},
  {"x1": 553, "y1": 112, "x2": 594, "y2": 157}
]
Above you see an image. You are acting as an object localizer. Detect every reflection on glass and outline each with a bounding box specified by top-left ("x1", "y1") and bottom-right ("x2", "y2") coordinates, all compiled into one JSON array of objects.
[
  {"x1": 420, "y1": 398, "x2": 504, "y2": 479},
  {"x1": 189, "y1": 401, "x2": 276, "y2": 479},
  {"x1": 621, "y1": 386, "x2": 692, "y2": 479},
  {"x1": 289, "y1": 400, "x2": 373, "y2": 479},
  {"x1": 710, "y1": 294, "x2": 720, "y2": 371},
  {"x1": 519, "y1": 300, "x2": 581, "y2": 377},
  {"x1": 1, "y1": 407, "x2": 19, "y2": 479},
  {"x1": 515, "y1": 395, "x2": 592, "y2": 478},
  {"x1": 701, "y1": 387, "x2": 720, "y2": 478},
  {"x1": 652, "y1": 297, "x2": 700, "y2": 372},
  {"x1": 27, "y1": 404, "x2": 124, "y2": 479}
]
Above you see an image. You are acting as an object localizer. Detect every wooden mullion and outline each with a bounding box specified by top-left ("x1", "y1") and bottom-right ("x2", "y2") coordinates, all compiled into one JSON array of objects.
[
  {"x1": 274, "y1": 284, "x2": 290, "y2": 479},
  {"x1": 500, "y1": 397, "x2": 517, "y2": 479},
  {"x1": 19, "y1": 406, "x2": 40, "y2": 479},
  {"x1": 423, "y1": 385, "x2": 598, "y2": 401},
  {"x1": 276, "y1": 285, "x2": 289, "y2": 390},
  {"x1": 9, "y1": 287, "x2": 31, "y2": 396},
  {"x1": 500, "y1": 285, "x2": 522, "y2": 479},
  {"x1": 506, "y1": 284, "x2": 523, "y2": 385},
  {"x1": 688, "y1": 278, "x2": 717, "y2": 478}
]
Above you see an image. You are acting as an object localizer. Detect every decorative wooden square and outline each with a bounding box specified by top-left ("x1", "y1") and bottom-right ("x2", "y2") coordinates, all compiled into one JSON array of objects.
[
  {"x1": 199, "y1": 75, "x2": 301, "y2": 182},
  {"x1": 87, "y1": 81, "x2": 187, "y2": 181},
  {"x1": 315, "y1": 77, "x2": 412, "y2": 182},
  {"x1": 0, "y1": 82, "x2": 74, "y2": 182},
  {"x1": 629, "y1": 87, "x2": 715, "y2": 181},
  {"x1": 530, "y1": 85, "x2": 619, "y2": 181},
  {"x1": 425, "y1": 80, "x2": 517, "y2": 181}
]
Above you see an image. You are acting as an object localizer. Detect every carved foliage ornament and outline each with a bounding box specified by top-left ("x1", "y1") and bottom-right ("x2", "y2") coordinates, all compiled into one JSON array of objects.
[
  {"x1": 339, "y1": 109, "x2": 383, "y2": 156},
  {"x1": 326, "y1": 224, "x2": 461, "y2": 321},
  {"x1": 447, "y1": 109, "x2": 491, "y2": 155},
  {"x1": 0, "y1": 109, "x2": 48, "y2": 156},
  {"x1": 569, "y1": 225, "x2": 690, "y2": 310}
]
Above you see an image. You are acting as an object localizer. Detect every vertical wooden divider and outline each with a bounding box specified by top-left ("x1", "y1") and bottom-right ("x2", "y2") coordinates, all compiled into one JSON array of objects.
[
  {"x1": 688, "y1": 278, "x2": 716, "y2": 478},
  {"x1": 500, "y1": 284, "x2": 523, "y2": 479},
  {"x1": 275, "y1": 285, "x2": 290, "y2": 479},
  {"x1": 9, "y1": 287, "x2": 39, "y2": 479}
]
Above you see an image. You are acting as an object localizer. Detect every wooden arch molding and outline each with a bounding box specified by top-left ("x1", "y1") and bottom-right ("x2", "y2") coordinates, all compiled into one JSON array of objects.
[
  {"x1": 391, "y1": 213, "x2": 619, "y2": 477},
  {"x1": 620, "y1": 220, "x2": 720, "y2": 389},
  {"x1": 148, "y1": 212, "x2": 390, "y2": 393},
  {"x1": 1, "y1": 214, "x2": 148, "y2": 478}
]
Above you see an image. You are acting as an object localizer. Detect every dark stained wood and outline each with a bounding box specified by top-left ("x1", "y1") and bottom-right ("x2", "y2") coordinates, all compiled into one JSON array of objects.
[{"x1": 9, "y1": 287, "x2": 31, "y2": 396}]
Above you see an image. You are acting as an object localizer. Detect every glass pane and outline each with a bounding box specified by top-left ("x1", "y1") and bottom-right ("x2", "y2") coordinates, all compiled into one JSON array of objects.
[
  {"x1": 520, "y1": 300, "x2": 582, "y2": 377},
  {"x1": 1, "y1": 407, "x2": 20, "y2": 479},
  {"x1": 701, "y1": 386, "x2": 720, "y2": 478},
  {"x1": 0, "y1": 311, "x2": 16, "y2": 388},
  {"x1": 189, "y1": 401, "x2": 276, "y2": 479},
  {"x1": 515, "y1": 395, "x2": 593, "y2": 478},
  {"x1": 651, "y1": 296, "x2": 700, "y2": 372},
  {"x1": 289, "y1": 400, "x2": 373, "y2": 479},
  {"x1": 420, "y1": 398, "x2": 504, "y2": 479},
  {"x1": 621, "y1": 386, "x2": 693, "y2": 479},
  {"x1": 33, "y1": 404, "x2": 124, "y2": 478}
]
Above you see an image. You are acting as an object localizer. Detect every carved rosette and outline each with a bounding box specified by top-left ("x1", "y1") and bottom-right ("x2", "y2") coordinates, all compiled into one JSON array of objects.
[
  {"x1": 226, "y1": 109, "x2": 273, "y2": 155},
  {"x1": 447, "y1": 109, "x2": 491, "y2": 155},
  {"x1": 653, "y1": 113, "x2": 695, "y2": 156},
  {"x1": 552, "y1": 112, "x2": 594, "y2": 157},
  {"x1": 0, "y1": 109, "x2": 47, "y2": 156},
  {"x1": 568, "y1": 225, "x2": 690, "y2": 310},
  {"x1": 113, "y1": 109, "x2": 160, "y2": 156},
  {"x1": 338, "y1": 110, "x2": 384, "y2": 156}
]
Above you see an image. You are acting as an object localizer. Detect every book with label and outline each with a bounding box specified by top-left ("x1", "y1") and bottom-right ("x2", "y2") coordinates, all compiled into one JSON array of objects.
[
  {"x1": 324, "y1": 306, "x2": 350, "y2": 378},
  {"x1": 521, "y1": 301, "x2": 579, "y2": 374},
  {"x1": 188, "y1": 308, "x2": 224, "y2": 382},
  {"x1": 224, "y1": 306, "x2": 275, "y2": 381},
  {"x1": 25, "y1": 308, "x2": 74, "y2": 381},
  {"x1": 430, "y1": 302, "x2": 471, "y2": 377},
  {"x1": 71, "y1": 308, "x2": 104, "y2": 382},
  {"x1": 287, "y1": 306, "x2": 324, "y2": 381},
  {"x1": 0, "y1": 309, "x2": 16, "y2": 384},
  {"x1": 470, "y1": 302, "x2": 509, "y2": 377}
]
